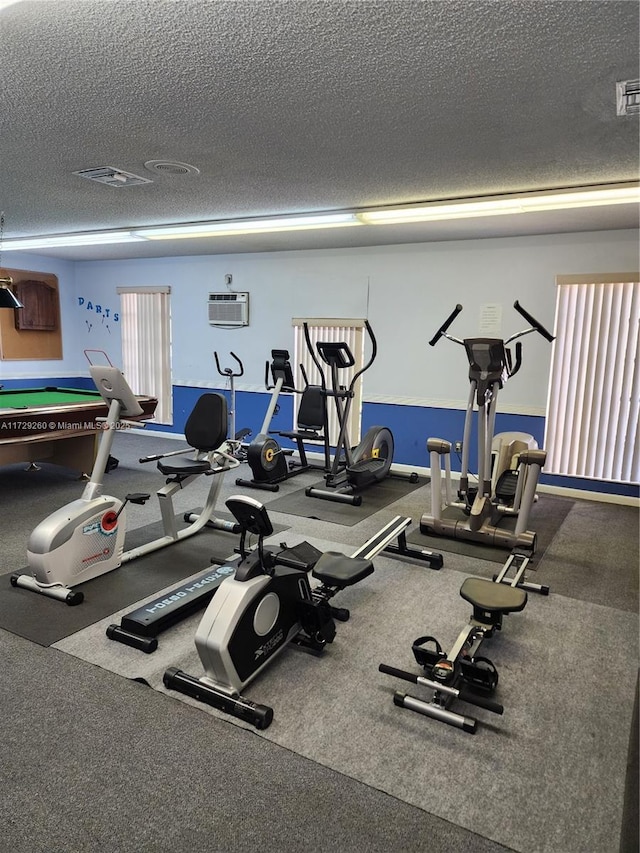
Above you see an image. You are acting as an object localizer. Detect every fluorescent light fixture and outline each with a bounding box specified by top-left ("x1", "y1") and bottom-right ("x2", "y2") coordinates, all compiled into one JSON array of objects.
[
  {"x1": 135, "y1": 212, "x2": 360, "y2": 240},
  {"x1": 357, "y1": 183, "x2": 640, "y2": 225},
  {"x1": 2, "y1": 183, "x2": 637, "y2": 250},
  {"x1": 1, "y1": 231, "x2": 146, "y2": 250}
]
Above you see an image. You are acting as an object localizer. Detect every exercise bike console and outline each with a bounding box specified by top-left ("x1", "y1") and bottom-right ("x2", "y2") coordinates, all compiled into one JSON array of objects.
[{"x1": 226, "y1": 495, "x2": 273, "y2": 538}]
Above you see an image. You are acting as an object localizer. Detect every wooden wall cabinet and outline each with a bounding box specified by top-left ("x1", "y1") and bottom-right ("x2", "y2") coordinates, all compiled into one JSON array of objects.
[
  {"x1": 0, "y1": 268, "x2": 62, "y2": 360},
  {"x1": 14, "y1": 279, "x2": 59, "y2": 331}
]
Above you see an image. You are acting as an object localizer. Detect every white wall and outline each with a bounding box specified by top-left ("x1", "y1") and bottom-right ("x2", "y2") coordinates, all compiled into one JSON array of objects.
[{"x1": 9, "y1": 228, "x2": 638, "y2": 415}]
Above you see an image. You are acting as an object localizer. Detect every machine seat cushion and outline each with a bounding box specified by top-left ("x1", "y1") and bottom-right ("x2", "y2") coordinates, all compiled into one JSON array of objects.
[
  {"x1": 460, "y1": 577, "x2": 527, "y2": 614},
  {"x1": 312, "y1": 551, "x2": 374, "y2": 588},
  {"x1": 184, "y1": 393, "x2": 228, "y2": 452},
  {"x1": 157, "y1": 458, "x2": 212, "y2": 476},
  {"x1": 276, "y1": 428, "x2": 322, "y2": 440}
]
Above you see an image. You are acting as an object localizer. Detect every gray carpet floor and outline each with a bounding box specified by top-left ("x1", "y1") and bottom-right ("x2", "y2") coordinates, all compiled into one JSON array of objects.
[{"x1": 1, "y1": 431, "x2": 638, "y2": 853}]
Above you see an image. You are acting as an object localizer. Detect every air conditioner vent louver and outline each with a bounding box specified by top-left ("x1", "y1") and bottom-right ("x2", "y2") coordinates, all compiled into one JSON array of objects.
[
  {"x1": 72, "y1": 167, "x2": 153, "y2": 187},
  {"x1": 616, "y1": 80, "x2": 640, "y2": 116},
  {"x1": 208, "y1": 292, "x2": 249, "y2": 326}
]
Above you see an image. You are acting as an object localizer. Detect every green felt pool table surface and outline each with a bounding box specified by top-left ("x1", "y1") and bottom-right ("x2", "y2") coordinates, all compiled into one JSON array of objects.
[
  {"x1": 0, "y1": 387, "x2": 105, "y2": 410},
  {"x1": 0, "y1": 386, "x2": 157, "y2": 474}
]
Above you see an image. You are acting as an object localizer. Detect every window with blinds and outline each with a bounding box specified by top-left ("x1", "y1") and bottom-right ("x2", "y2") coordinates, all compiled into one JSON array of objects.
[
  {"x1": 292, "y1": 318, "x2": 365, "y2": 447},
  {"x1": 544, "y1": 275, "x2": 639, "y2": 483},
  {"x1": 117, "y1": 287, "x2": 173, "y2": 424}
]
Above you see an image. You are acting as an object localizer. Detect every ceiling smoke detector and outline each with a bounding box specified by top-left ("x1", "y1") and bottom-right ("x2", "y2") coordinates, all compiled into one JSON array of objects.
[
  {"x1": 72, "y1": 167, "x2": 153, "y2": 187},
  {"x1": 144, "y1": 160, "x2": 201, "y2": 176}
]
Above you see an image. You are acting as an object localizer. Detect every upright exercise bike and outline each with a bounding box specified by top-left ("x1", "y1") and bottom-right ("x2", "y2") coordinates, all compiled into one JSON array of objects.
[
  {"x1": 214, "y1": 350, "x2": 251, "y2": 459},
  {"x1": 420, "y1": 301, "x2": 554, "y2": 552},
  {"x1": 11, "y1": 361, "x2": 240, "y2": 605},
  {"x1": 303, "y1": 320, "x2": 418, "y2": 506}
]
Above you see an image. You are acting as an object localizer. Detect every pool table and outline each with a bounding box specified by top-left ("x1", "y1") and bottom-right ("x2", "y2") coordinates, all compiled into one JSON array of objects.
[{"x1": 0, "y1": 386, "x2": 158, "y2": 476}]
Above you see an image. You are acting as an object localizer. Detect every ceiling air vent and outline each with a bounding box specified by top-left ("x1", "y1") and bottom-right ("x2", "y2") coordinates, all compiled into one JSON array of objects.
[
  {"x1": 72, "y1": 167, "x2": 153, "y2": 187},
  {"x1": 208, "y1": 292, "x2": 249, "y2": 327},
  {"x1": 616, "y1": 80, "x2": 640, "y2": 116},
  {"x1": 144, "y1": 160, "x2": 200, "y2": 176}
]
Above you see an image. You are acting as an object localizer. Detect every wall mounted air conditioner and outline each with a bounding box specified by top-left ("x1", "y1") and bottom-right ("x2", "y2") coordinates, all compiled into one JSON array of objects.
[{"x1": 208, "y1": 292, "x2": 249, "y2": 326}]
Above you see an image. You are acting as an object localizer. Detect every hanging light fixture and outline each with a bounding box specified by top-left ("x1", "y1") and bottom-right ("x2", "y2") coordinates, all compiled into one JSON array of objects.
[{"x1": 0, "y1": 212, "x2": 24, "y2": 309}]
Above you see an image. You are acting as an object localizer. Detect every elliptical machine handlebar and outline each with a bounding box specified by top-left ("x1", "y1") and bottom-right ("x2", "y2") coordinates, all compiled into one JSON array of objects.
[
  {"x1": 351, "y1": 320, "x2": 378, "y2": 392},
  {"x1": 513, "y1": 300, "x2": 555, "y2": 342},
  {"x1": 303, "y1": 319, "x2": 378, "y2": 395},
  {"x1": 509, "y1": 341, "x2": 523, "y2": 378},
  {"x1": 429, "y1": 304, "x2": 463, "y2": 347},
  {"x1": 429, "y1": 301, "x2": 554, "y2": 350}
]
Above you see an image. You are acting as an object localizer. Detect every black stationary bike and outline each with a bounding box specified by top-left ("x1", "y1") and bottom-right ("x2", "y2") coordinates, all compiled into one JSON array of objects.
[
  {"x1": 164, "y1": 494, "x2": 374, "y2": 728},
  {"x1": 236, "y1": 349, "x2": 329, "y2": 491}
]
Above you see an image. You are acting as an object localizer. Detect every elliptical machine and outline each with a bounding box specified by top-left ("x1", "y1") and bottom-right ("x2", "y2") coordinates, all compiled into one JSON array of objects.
[
  {"x1": 303, "y1": 320, "x2": 418, "y2": 507},
  {"x1": 164, "y1": 494, "x2": 375, "y2": 728},
  {"x1": 420, "y1": 301, "x2": 554, "y2": 552}
]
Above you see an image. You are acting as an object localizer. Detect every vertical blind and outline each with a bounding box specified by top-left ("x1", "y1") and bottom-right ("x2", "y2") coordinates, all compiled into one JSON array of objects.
[
  {"x1": 544, "y1": 277, "x2": 639, "y2": 482},
  {"x1": 292, "y1": 319, "x2": 365, "y2": 447},
  {"x1": 118, "y1": 288, "x2": 173, "y2": 424}
]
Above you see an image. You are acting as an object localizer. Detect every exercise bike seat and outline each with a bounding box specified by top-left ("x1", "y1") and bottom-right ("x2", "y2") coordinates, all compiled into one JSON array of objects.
[
  {"x1": 156, "y1": 393, "x2": 229, "y2": 477},
  {"x1": 460, "y1": 577, "x2": 527, "y2": 616},
  {"x1": 312, "y1": 551, "x2": 374, "y2": 588},
  {"x1": 157, "y1": 457, "x2": 213, "y2": 476}
]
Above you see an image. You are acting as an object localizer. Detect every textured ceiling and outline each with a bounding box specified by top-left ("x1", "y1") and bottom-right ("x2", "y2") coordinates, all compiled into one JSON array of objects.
[{"x1": 0, "y1": 0, "x2": 638, "y2": 260}]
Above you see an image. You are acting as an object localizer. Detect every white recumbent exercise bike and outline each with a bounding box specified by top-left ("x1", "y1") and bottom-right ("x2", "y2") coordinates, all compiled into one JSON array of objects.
[{"x1": 11, "y1": 359, "x2": 240, "y2": 605}]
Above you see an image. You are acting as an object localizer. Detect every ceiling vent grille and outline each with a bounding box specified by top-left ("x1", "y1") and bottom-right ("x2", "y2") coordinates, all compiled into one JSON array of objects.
[
  {"x1": 208, "y1": 292, "x2": 250, "y2": 327},
  {"x1": 616, "y1": 80, "x2": 640, "y2": 116},
  {"x1": 73, "y1": 167, "x2": 153, "y2": 187}
]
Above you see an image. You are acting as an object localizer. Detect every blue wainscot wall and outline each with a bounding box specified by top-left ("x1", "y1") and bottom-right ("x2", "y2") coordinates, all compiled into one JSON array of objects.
[{"x1": 6, "y1": 377, "x2": 636, "y2": 500}]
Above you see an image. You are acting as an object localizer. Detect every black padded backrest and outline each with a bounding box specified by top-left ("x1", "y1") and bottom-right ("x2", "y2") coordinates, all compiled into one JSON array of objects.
[
  {"x1": 270, "y1": 349, "x2": 296, "y2": 392},
  {"x1": 297, "y1": 385, "x2": 326, "y2": 431},
  {"x1": 184, "y1": 393, "x2": 228, "y2": 451}
]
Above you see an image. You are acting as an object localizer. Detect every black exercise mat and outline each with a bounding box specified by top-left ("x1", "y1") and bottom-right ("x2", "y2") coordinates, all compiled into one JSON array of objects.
[
  {"x1": 406, "y1": 494, "x2": 574, "y2": 565},
  {"x1": 266, "y1": 475, "x2": 427, "y2": 526},
  {"x1": 1, "y1": 515, "x2": 288, "y2": 646}
]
